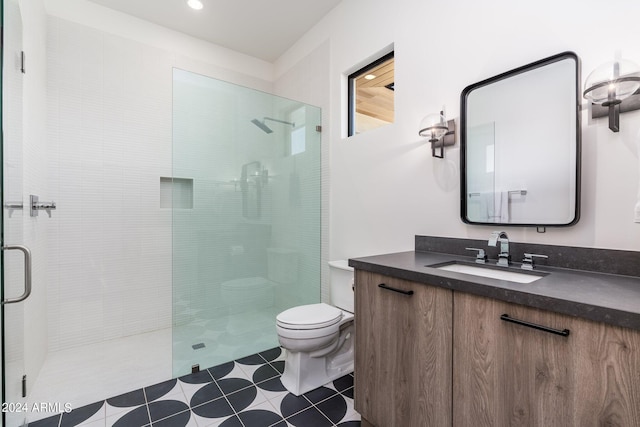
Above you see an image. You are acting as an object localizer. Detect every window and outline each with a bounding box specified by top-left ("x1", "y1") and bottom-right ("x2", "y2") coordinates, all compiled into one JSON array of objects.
[
  {"x1": 290, "y1": 127, "x2": 306, "y2": 156},
  {"x1": 348, "y1": 51, "x2": 395, "y2": 136},
  {"x1": 289, "y1": 106, "x2": 306, "y2": 155}
]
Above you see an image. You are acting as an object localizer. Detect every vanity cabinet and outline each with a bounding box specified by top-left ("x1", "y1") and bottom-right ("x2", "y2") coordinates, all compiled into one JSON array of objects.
[
  {"x1": 354, "y1": 271, "x2": 453, "y2": 427},
  {"x1": 453, "y1": 291, "x2": 640, "y2": 426},
  {"x1": 354, "y1": 267, "x2": 640, "y2": 427}
]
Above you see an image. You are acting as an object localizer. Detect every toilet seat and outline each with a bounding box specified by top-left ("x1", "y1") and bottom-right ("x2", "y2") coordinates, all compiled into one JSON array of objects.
[{"x1": 276, "y1": 303, "x2": 342, "y2": 330}]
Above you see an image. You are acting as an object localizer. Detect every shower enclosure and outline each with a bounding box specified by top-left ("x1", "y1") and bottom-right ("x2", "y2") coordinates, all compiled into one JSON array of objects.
[
  {"x1": 0, "y1": 2, "x2": 321, "y2": 424},
  {"x1": 170, "y1": 69, "x2": 322, "y2": 375}
]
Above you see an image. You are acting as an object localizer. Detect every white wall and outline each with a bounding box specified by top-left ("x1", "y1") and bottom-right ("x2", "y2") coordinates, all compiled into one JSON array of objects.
[
  {"x1": 45, "y1": 14, "x2": 175, "y2": 350},
  {"x1": 275, "y1": 0, "x2": 640, "y2": 261}
]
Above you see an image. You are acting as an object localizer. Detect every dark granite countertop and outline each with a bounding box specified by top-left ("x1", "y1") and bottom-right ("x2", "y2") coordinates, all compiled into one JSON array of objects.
[{"x1": 349, "y1": 250, "x2": 640, "y2": 331}]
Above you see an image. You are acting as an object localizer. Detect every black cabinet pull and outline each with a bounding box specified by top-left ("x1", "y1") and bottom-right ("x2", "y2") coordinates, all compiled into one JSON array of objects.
[
  {"x1": 500, "y1": 314, "x2": 570, "y2": 337},
  {"x1": 378, "y1": 283, "x2": 414, "y2": 296}
]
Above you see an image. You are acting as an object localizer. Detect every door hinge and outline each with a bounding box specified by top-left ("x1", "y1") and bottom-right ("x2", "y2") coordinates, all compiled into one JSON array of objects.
[
  {"x1": 22, "y1": 375, "x2": 27, "y2": 398},
  {"x1": 21, "y1": 51, "x2": 26, "y2": 74},
  {"x1": 315, "y1": 125, "x2": 322, "y2": 132}
]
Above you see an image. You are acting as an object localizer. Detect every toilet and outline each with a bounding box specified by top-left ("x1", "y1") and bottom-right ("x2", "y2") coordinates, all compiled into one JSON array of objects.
[{"x1": 276, "y1": 260, "x2": 354, "y2": 396}]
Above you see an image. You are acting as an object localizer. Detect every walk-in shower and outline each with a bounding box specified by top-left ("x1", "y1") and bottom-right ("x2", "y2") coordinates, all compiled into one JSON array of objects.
[{"x1": 1, "y1": 3, "x2": 321, "y2": 424}]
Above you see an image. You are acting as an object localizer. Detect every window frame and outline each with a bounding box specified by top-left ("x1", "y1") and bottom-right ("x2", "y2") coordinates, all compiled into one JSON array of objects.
[{"x1": 347, "y1": 51, "x2": 395, "y2": 137}]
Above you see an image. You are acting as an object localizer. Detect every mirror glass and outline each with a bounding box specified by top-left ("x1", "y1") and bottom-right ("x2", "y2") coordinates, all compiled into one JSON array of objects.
[{"x1": 461, "y1": 52, "x2": 580, "y2": 227}]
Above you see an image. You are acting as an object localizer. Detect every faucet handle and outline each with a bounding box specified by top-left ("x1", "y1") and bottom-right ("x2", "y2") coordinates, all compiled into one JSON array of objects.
[
  {"x1": 466, "y1": 247, "x2": 487, "y2": 264},
  {"x1": 521, "y1": 253, "x2": 548, "y2": 270}
]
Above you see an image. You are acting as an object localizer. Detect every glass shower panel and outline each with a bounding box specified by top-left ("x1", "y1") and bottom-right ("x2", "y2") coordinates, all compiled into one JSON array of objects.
[
  {"x1": 3, "y1": 1, "x2": 29, "y2": 425},
  {"x1": 171, "y1": 69, "x2": 321, "y2": 376}
]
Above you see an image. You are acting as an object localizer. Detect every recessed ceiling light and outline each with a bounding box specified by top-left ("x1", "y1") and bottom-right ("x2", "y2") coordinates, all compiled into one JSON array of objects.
[
  {"x1": 187, "y1": 0, "x2": 204, "y2": 10},
  {"x1": 364, "y1": 74, "x2": 376, "y2": 80}
]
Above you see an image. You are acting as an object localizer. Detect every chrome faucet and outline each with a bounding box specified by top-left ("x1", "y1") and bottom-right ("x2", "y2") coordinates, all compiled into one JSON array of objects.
[{"x1": 488, "y1": 231, "x2": 510, "y2": 267}]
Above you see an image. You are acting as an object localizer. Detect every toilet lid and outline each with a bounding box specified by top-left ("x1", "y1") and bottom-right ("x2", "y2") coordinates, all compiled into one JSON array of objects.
[{"x1": 276, "y1": 303, "x2": 343, "y2": 330}]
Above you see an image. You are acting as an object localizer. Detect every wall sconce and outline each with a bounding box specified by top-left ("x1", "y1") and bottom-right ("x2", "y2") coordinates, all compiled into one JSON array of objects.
[
  {"x1": 418, "y1": 110, "x2": 456, "y2": 158},
  {"x1": 583, "y1": 58, "x2": 640, "y2": 132}
]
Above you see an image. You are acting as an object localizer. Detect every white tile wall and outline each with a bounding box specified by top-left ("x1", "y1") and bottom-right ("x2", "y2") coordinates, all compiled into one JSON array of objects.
[{"x1": 46, "y1": 16, "x2": 173, "y2": 351}]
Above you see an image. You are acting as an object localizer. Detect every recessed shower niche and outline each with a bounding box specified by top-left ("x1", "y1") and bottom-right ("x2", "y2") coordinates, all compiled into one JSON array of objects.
[{"x1": 160, "y1": 177, "x2": 194, "y2": 209}]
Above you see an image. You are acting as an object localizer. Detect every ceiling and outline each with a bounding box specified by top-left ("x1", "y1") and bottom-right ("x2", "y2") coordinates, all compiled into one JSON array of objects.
[
  {"x1": 354, "y1": 56, "x2": 394, "y2": 133},
  {"x1": 87, "y1": 0, "x2": 342, "y2": 62}
]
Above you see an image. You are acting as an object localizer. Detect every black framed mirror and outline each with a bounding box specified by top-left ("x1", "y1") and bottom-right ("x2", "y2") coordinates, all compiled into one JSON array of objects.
[{"x1": 460, "y1": 52, "x2": 581, "y2": 228}]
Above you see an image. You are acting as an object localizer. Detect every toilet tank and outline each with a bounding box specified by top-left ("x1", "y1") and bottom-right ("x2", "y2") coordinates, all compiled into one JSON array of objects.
[{"x1": 329, "y1": 260, "x2": 354, "y2": 313}]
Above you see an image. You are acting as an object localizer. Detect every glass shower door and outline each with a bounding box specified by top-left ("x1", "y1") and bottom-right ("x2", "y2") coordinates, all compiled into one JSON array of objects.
[
  {"x1": 171, "y1": 69, "x2": 321, "y2": 376},
  {"x1": 2, "y1": 0, "x2": 29, "y2": 425}
]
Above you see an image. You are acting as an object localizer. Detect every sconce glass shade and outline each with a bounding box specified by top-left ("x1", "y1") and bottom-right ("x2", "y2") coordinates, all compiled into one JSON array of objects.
[
  {"x1": 418, "y1": 112, "x2": 449, "y2": 143},
  {"x1": 583, "y1": 59, "x2": 640, "y2": 105}
]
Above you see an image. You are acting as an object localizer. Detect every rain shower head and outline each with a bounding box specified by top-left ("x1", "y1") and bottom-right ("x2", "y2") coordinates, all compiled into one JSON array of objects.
[
  {"x1": 251, "y1": 119, "x2": 273, "y2": 134},
  {"x1": 251, "y1": 117, "x2": 295, "y2": 134}
]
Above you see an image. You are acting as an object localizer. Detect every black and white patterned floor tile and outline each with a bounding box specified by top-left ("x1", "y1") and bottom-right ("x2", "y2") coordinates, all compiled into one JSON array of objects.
[{"x1": 27, "y1": 347, "x2": 360, "y2": 427}]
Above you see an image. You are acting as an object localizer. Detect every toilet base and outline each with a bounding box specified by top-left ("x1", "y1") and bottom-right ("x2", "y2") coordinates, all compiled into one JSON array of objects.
[{"x1": 280, "y1": 325, "x2": 354, "y2": 396}]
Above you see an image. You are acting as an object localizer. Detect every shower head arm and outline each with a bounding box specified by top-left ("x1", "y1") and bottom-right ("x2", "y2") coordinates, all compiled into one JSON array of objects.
[{"x1": 263, "y1": 117, "x2": 295, "y2": 127}]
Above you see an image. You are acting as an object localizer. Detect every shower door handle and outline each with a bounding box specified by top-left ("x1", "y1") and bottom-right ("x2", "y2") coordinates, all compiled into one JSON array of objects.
[{"x1": 2, "y1": 245, "x2": 32, "y2": 304}]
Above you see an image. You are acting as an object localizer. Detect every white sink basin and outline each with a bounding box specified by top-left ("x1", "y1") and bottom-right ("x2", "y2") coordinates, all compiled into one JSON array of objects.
[{"x1": 435, "y1": 263, "x2": 544, "y2": 283}]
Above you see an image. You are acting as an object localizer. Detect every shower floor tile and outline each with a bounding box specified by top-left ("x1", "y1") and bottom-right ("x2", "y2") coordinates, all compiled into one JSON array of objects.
[
  {"x1": 28, "y1": 347, "x2": 360, "y2": 427},
  {"x1": 28, "y1": 328, "x2": 173, "y2": 422}
]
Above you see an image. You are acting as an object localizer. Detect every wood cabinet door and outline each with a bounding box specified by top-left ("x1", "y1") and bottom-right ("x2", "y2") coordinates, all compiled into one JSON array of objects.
[
  {"x1": 354, "y1": 271, "x2": 453, "y2": 427},
  {"x1": 453, "y1": 291, "x2": 640, "y2": 427}
]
